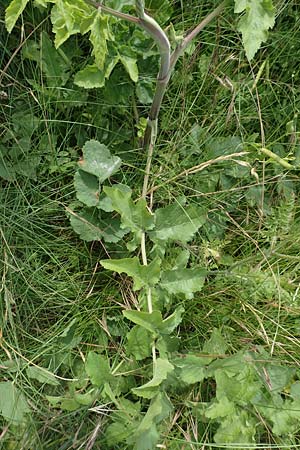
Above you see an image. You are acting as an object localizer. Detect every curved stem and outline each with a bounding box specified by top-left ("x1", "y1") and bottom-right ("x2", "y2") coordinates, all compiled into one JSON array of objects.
[{"x1": 85, "y1": 0, "x2": 139, "y2": 23}]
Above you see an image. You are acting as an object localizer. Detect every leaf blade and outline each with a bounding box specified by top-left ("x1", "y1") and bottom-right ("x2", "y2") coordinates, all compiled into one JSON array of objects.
[{"x1": 234, "y1": 0, "x2": 275, "y2": 60}]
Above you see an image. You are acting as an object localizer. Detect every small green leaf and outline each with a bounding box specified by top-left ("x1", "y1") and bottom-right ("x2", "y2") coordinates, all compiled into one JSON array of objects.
[
  {"x1": 78, "y1": 140, "x2": 121, "y2": 181},
  {"x1": 50, "y1": 0, "x2": 95, "y2": 48},
  {"x1": 136, "y1": 79, "x2": 154, "y2": 104},
  {"x1": 74, "y1": 64, "x2": 106, "y2": 88},
  {"x1": 90, "y1": 13, "x2": 111, "y2": 70},
  {"x1": 123, "y1": 310, "x2": 163, "y2": 333},
  {"x1": 0, "y1": 382, "x2": 30, "y2": 423},
  {"x1": 68, "y1": 207, "x2": 126, "y2": 243},
  {"x1": 0, "y1": 159, "x2": 15, "y2": 181},
  {"x1": 85, "y1": 351, "x2": 112, "y2": 387},
  {"x1": 103, "y1": 185, "x2": 154, "y2": 233},
  {"x1": 5, "y1": 0, "x2": 30, "y2": 33},
  {"x1": 172, "y1": 354, "x2": 208, "y2": 384},
  {"x1": 101, "y1": 257, "x2": 160, "y2": 291},
  {"x1": 160, "y1": 267, "x2": 206, "y2": 298},
  {"x1": 74, "y1": 55, "x2": 119, "y2": 89},
  {"x1": 74, "y1": 170, "x2": 100, "y2": 207},
  {"x1": 74, "y1": 391, "x2": 95, "y2": 406},
  {"x1": 119, "y1": 55, "x2": 139, "y2": 82},
  {"x1": 97, "y1": 192, "x2": 114, "y2": 212},
  {"x1": 106, "y1": 421, "x2": 139, "y2": 446},
  {"x1": 132, "y1": 358, "x2": 174, "y2": 398},
  {"x1": 131, "y1": 392, "x2": 173, "y2": 450},
  {"x1": 126, "y1": 326, "x2": 152, "y2": 360},
  {"x1": 202, "y1": 328, "x2": 228, "y2": 355},
  {"x1": 205, "y1": 396, "x2": 236, "y2": 419},
  {"x1": 261, "y1": 364, "x2": 296, "y2": 393},
  {"x1": 291, "y1": 382, "x2": 300, "y2": 400},
  {"x1": 46, "y1": 395, "x2": 80, "y2": 411},
  {"x1": 150, "y1": 203, "x2": 206, "y2": 245},
  {"x1": 212, "y1": 410, "x2": 257, "y2": 444},
  {"x1": 160, "y1": 306, "x2": 185, "y2": 335},
  {"x1": 40, "y1": 31, "x2": 70, "y2": 87},
  {"x1": 26, "y1": 366, "x2": 60, "y2": 386},
  {"x1": 234, "y1": 0, "x2": 275, "y2": 60}
]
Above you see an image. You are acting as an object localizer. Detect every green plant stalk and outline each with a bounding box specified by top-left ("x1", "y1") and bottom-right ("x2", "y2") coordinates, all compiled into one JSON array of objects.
[
  {"x1": 85, "y1": 0, "x2": 227, "y2": 369},
  {"x1": 142, "y1": 1, "x2": 227, "y2": 167},
  {"x1": 259, "y1": 147, "x2": 294, "y2": 169},
  {"x1": 86, "y1": 0, "x2": 139, "y2": 23}
]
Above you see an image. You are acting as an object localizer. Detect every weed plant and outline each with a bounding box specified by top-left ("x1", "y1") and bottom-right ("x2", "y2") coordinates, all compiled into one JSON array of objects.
[{"x1": 1, "y1": 1, "x2": 300, "y2": 449}]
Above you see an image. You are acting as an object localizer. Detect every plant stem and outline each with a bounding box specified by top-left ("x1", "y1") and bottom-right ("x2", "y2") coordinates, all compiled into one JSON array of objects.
[
  {"x1": 142, "y1": 118, "x2": 158, "y2": 198},
  {"x1": 260, "y1": 147, "x2": 294, "y2": 169},
  {"x1": 85, "y1": 0, "x2": 139, "y2": 23},
  {"x1": 141, "y1": 230, "x2": 156, "y2": 362},
  {"x1": 142, "y1": 1, "x2": 226, "y2": 147}
]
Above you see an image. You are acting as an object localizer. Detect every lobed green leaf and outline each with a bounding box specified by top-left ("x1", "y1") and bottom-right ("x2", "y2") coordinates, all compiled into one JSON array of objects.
[
  {"x1": 101, "y1": 257, "x2": 160, "y2": 290},
  {"x1": 149, "y1": 203, "x2": 206, "y2": 246},
  {"x1": 160, "y1": 267, "x2": 206, "y2": 298},
  {"x1": 5, "y1": 0, "x2": 30, "y2": 33},
  {"x1": 234, "y1": 0, "x2": 275, "y2": 60}
]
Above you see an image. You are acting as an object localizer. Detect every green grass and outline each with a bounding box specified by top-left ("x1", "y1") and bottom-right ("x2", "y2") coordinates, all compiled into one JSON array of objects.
[{"x1": 1, "y1": 1, "x2": 300, "y2": 448}]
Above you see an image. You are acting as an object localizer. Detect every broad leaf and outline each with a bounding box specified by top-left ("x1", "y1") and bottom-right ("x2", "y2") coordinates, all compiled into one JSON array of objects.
[
  {"x1": 101, "y1": 257, "x2": 160, "y2": 290},
  {"x1": 74, "y1": 57, "x2": 119, "y2": 89},
  {"x1": 126, "y1": 325, "x2": 152, "y2": 360},
  {"x1": 85, "y1": 351, "x2": 112, "y2": 387},
  {"x1": 234, "y1": 0, "x2": 275, "y2": 60},
  {"x1": 90, "y1": 13, "x2": 111, "y2": 70},
  {"x1": 74, "y1": 170, "x2": 100, "y2": 207},
  {"x1": 172, "y1": 354, "x2": 208, "y2": 384},
  {"x1": 149, "y1": 203, "x2": 206, "y2": 245},
  {"x1": 131, "y1": 392, "x2": 173, "y2": 450},
  {"x1": 205, "y1": 396, "x2": 236, "y2": 419},
  {"x1": 78, "y1": 140, "x2": 121, "y2": 181},
  {"x1": 160, "y1": 267, "x2": 206, "y2": 298},
  {"x1": 123, "y1": 310, "x2": 163, "y2": 333},
  {"x1": 46, "y1": 395, "x2": 80, "y2": 411},
  {"x1": 202, "y1": 328, "x2": 228, "y2": 355},
  {"x1": 124, "y1": 307, "x2": 184, "y2": 336},
  {"x1": 160, "y1": 306, "x2": 185, "y2": 334},
  {"x1": 103, "y1": 185, "x2": 155, "y2": 233},
  {"x1": 212, "y1": 410, "x2": 257, "y2": 444},
  {"x1": 40, "y1": 31, "x2": 70, "y2": 87},
  {"x1": 51, "y1": 0, "x2": 95, "y2": 48},
  {"x1": 119, "y1": 55, "x2": 139, "y2": 82},
  {"x1": 0, "y1": 382, "x2": 30, "y2": 423},
  {"x1": 5, "y1": 0, "x2": 30, "y2": 33},
  {"x1": 26, "y1": 366, "x2": 59, "y2": 386},
  {"x1": 69, "y1": 207, "x2": 126, "y2": 243},
  {"x1": 22, "y1": 33, "x2": 70, "y2": 88},
  {"x1": 74, "y1": 64, "x2": 106, "y2": 88},
  {"x1": 132, "y1": 358, "x2": 174, "y2": 398}
]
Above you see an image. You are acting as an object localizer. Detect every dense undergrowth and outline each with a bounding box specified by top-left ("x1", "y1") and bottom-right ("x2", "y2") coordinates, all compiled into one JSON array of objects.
[{"x1": 1, "y1": 1, "x2": 300, "y2": 449}]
